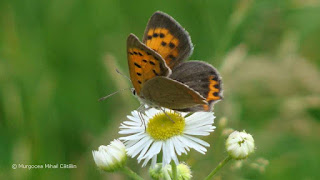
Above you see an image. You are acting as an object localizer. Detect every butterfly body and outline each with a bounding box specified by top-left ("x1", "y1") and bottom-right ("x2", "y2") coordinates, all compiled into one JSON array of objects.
[{"x1": 127, "y1": 11, "x2": 223, "y2": 112}]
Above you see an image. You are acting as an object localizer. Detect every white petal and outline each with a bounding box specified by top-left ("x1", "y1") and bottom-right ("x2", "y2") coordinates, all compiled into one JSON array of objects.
[
  {"x1": 119, "y1": 132, "x2": 145, "y2": 141},
  {"x1": 183, "y1": 135, "x2": 210, "y2": 147},
  {"x1": 185, "y1": 123, "x2": 214, "y2": 132},
  {"x1": 176, "y1": 136, "x2": 191, "y2": 152},
  {"x1": 119, "y1": 127, "x2": 144, "y2": 134},
  {"x1": 122, "y1": 119, "x2": 141, "y2": 126},
  {"x1": 184, "y1": 129, "x2": 213, "y2": 136},
  {"x1": 124, "y1": 139, "x2": 140, "y2": 148},
  {"x1": 185, "y1": 119, "x2": 214, "y2": 129},
  {"x1": 126, "y1": 115, "x2": 141, "y2": 123},
  {"x1": 137, "y1": 139, "x2": 153, "y2": 161},
  {"x1": 171, "y1": 136, "x2": 186, "y2": 155},
  {"x1": 142, "y1": 142, "x2": 161, "y2": 167},
  {"x1": 168, "y1": 139, "x2": 179, "y2": 165},
  {"x1": 145, "y1": 108, "x2": 159, "y2": 118},
  {"x1": 128, "y1": 136, "x2": 151, "y2": 157},
  {"x1": 119, "y1": 132, "x2": 147, "y2": 141},
  {"x1": 142, "y1": 141, "x2": 162, "y2": 160},
  {"x1": 179, "y1": 136, "x2": 207, "y2": 154},
  {"x1": 151, "y1": 155, "x2": 157, "y2": 168},
  {"x1": 185, "y1": 112, "x2": 214, "y2": 124},
  {"x1": 142, "y1": 155, "x2": 152, "y2": 167},
  {"x1": 162, "y1": 141, "x2": 169, "y2": 166}
]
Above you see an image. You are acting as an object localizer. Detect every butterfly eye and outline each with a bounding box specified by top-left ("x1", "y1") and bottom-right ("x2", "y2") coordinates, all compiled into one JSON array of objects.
[{"x1": 131, "y1": 89, "x2": 136, "y2": 96}]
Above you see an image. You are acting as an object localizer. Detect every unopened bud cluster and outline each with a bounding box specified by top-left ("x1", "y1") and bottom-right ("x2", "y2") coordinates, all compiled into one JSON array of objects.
[{"x1": 226, "y1": 130, "x2": 255, "y2": 160}]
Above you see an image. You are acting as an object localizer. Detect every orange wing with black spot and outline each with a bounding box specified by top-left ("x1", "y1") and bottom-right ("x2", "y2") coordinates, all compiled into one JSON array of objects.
[
  {"x1": 142, "y1": 11, "x2": 193, "y2": 69},
  {"x1": 169, "y1": 61, "x2": 223, "y2": 112},
  {"x1": 127, "y1": 34, "x2": 171, "y2": 95}
]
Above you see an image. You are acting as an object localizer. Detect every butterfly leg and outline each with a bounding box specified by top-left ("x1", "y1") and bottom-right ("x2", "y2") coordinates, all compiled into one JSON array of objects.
[
  {"x1": 138, "y1": 111, "x2": 146, "y2": 131},
  {"x1": 160, "y1": 108, "x2": 175, "y2": 123},
  {"x1": 137, "y1": 104, "x2": 147, "y2": 131},
  {"x1": 185, "y1": 112, "x2": 194, "y2": 118}
]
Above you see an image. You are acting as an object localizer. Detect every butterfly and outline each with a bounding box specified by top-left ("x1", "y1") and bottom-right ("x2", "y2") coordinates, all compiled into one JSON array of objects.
[{"x1": 127, "y1": 11, "x2": 223, "y2": 112}]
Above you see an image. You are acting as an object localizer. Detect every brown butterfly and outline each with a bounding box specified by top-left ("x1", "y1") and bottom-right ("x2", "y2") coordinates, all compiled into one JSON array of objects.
[{"x1": 127, "y1": 11, "x2": 223, "y2": 112}]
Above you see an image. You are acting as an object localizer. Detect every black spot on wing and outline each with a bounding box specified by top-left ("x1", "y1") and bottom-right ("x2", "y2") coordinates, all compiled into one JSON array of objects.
[
  {"x1": 168, "y1": 54, "x2": 176, "y2": 61},
  {"x1": 212, "y1": 76, "x2": 218, "y2": 81},
  {"x1": 149, "y1": 61, "x2": 156, "y2": 65},
  {"x1": 134, "y1": 63, "x2": 141, "y2": 68},
  {"x1": 169, "y1": 42, "x2": 175, "y2": 49},
  {"x1": 152, "y1": 69, "x2": 159, "y2": 76}
]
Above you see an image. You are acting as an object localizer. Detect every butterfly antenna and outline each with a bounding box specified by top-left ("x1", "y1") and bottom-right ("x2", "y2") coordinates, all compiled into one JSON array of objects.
[
  {"x1": 116, "y1": 69, "x2": 131, "y2": 82},
  {"x1": 98, "y1": 88, "x2": 131, "y2": 101}
]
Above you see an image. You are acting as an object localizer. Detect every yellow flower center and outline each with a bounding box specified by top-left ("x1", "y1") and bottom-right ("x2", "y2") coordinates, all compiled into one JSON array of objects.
[{"x1": 146, "y1": 111, "x2": 185, "y2": 141}]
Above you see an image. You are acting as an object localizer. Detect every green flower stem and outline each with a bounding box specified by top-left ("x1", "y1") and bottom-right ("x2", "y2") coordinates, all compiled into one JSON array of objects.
[
  {"x1": 171, "y1": 162, "x2": 178, "y2": 180},
  {"x1": 163, "y1": 168, "x2": 172, "y2": 180},
  {"x1": 120, "y1": 166, "x2": 144, "y2": 180},
  {"x1": 204, "y1": 155, "x2": 232, "y2": 180}
]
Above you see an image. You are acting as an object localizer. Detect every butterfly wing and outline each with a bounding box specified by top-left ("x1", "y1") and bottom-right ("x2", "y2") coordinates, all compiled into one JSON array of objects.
[
  {"x1": 140, "y1": 76, "x2": 207, "y2": 110},
  {"x1": 142, "y1": 11, "x2": 193, "y2": 69},
  {"x1": 169, "y1": 61, "x2": 223, "y2": 111},
  {"x1": 127, "y1": 34, "x2": 171, "y2": 95}
]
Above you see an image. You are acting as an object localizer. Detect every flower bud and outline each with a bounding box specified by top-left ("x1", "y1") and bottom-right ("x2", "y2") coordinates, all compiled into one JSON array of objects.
[
  {"x1": 149, "y1": 163, "x2": 192, "y2": 180},
  {"x1": 226, "y1": 130, "x2": 255, "y2": 160},
  {"x1": 167, "y1": 163, "x2": 192, "y2": 180},
  {"x1": 92, "y1": 139, "x2": 127, "y2": 172},
  {"x1": 149, "y1": 163, "x2": 164, "y2": 179},
  {"x1": 175, "y1": 163, "x2": 192, "y2": 180}
]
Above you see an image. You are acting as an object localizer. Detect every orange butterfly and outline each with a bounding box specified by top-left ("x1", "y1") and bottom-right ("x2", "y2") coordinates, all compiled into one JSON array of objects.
[{"x1": 127, "y1": 11, "x2": 223, "y2": 112}]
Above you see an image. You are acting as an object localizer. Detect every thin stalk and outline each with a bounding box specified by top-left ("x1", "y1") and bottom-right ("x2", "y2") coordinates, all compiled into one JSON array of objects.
[
  {"x1": 171, "y1": 162, "x2": 178, "y2": 180},
  {"x1": 120, "y1": 166, "x2": 144, "y2": 180},
  {"x1": 163, "y1": 167, "x2": 172, "y2": 180},
  {"x1": 204, "y1": 156, "x2": 232, "y2": 180}
]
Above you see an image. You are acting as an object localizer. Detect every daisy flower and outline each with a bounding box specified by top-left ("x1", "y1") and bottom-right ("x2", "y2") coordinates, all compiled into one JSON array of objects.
[{"x1": 119, "y1": 108, "x2": 216, "y2": 167}]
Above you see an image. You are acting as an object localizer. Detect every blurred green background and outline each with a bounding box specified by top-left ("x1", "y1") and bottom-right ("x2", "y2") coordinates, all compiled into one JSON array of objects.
[{"x1": 1, "y1": 0, "x2": 320, "y2": 179}]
